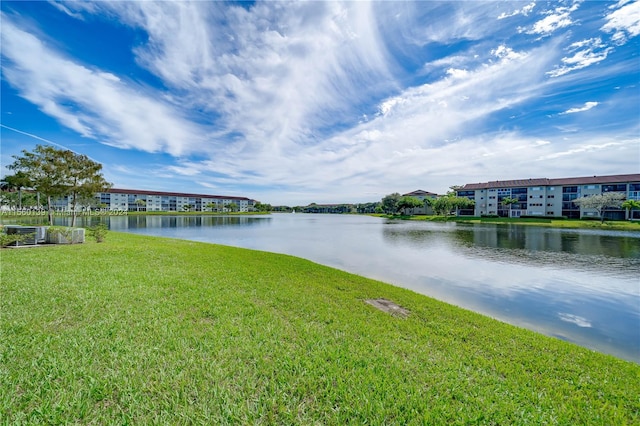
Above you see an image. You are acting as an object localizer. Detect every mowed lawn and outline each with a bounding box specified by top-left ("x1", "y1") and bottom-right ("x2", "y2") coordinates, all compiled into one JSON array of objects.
[{"x1": 1, "y1": 232, "x2": 638, "y2": 424}]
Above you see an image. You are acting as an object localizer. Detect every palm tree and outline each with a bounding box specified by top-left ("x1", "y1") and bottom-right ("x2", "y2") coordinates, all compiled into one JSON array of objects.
[
  {"x1": 621, "y1": 199, "x2": 640, "y2": 220},
  {"x1": 501, "y1": 197, "x2": 519, "y2": 218},
  {"x1": 135, "y1": 198, "x2": 147, "y2": 212}
]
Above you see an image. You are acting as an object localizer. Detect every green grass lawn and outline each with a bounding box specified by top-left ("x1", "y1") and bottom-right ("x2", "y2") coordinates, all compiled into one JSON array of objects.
[{"x1": 2, "y1": 233, "x2": 639, "y2": 424}]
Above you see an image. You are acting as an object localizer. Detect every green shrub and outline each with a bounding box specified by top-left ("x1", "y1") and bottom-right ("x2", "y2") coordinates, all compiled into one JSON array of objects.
[
  {"x1": 0, "y1": 227, "x2": 35, "y2": 247},
  {"x1": 0, "y1": 232, "x2": 24, "y2": 247},
  {"x1": 87, "y1": 223, "x2": 108, "y2": 243},
  {"x1": 47, "y1": 226, "x2": 73, "y2": 242}
]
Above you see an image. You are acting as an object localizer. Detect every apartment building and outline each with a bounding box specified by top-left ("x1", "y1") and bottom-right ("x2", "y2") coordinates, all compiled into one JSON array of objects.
[
  {"x1": 456, "y1": 174, "x2": 640, "y2": 220},
  {"x1": 54, "y1": 188, "x2": 256, "y2": 213},
  {"x1": 402, "y1": 190, "x2": 439, "y2": 215}
]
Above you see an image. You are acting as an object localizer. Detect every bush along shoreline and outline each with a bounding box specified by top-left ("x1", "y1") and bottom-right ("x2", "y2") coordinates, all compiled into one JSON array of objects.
[{"x1": 2, "y1": 232, "x2": 638, "y2": 424}]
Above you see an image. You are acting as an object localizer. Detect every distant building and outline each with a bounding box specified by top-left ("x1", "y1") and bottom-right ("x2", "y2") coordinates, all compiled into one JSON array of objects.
[
  {"x1": 456, "y1": 174, "x2": 640, "y2": 220},
  {"x1": 402, "y1": 190, "x2": 439, "y2": 215},
  {"x1": 53, "y1": 188, "x2": 257, "y2": 213}
]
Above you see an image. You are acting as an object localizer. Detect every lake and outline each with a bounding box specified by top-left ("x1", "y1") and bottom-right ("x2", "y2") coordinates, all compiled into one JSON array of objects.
[{"x1": 8, "y1": 213, "x2": 640, "y2": 363}]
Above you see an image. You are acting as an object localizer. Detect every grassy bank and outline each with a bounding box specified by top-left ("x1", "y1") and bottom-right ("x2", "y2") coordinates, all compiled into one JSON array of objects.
[
  {"x1": 376, "y1": 214, "x2": 640, "y2": 231},
  {"x1": 2, "y1": 233, "x2": 638, "y2": 424}
]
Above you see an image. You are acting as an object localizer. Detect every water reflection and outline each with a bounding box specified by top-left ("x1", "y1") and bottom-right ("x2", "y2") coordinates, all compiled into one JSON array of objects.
[
  {"x1": 6, "y1": 214, "x2": 272, "y2": 230},
  {"x1": 380, "y1": 221, "x2": 639, "y2": 362},
  {"x1": 382, "y1": 223, "x2": 640, "y2": 279},
  {"x1": 108, "y1": 215, "x2": 271, "y2": 230}
]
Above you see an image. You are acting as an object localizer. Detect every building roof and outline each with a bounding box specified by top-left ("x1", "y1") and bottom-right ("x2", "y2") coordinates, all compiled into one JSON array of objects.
[
  {"x1": 460, "y1": 174, "x2": 640, "y2": 190},
  {"x1": 105, "y1": 188, "x2": 254, "y2": 201},
  {"x1": 402, "y1": 189, "x2": 439, "y2": 197}
]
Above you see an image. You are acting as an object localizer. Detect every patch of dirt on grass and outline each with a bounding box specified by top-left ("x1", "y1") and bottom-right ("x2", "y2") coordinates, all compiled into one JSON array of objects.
[{"x1": 365, "y1": 298, "x2": 410, "y2": 318}]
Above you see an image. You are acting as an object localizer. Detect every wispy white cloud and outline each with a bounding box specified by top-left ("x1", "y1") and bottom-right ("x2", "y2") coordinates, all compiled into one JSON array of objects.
[
  {"x1": 173, "y1": 42, "x2": 563, "y2": 199},
  {"x1": 498, "y1": 2, "x2": 536, "y2": 20},
  {"x1": 47, "y1": 0, "x2": 89, "y2": 20},
  {"x1": 86, "y1": 0, "x2": 395, "y2": 160},
  {"x1": 165, "y1": 165, "x2": 202, "y2": 177},
  {"x1": 547, "y1": 38, "x2": 613, "y2": 77},
  {"x1": 0, "y1": 15, "x2": 204, "y2": 156},
  {"x1": 491, "y1": 45, "x2": 527, "y2": 60},
  {"x1": 601, "y1": 0, "x2": 640, "y2": 44},
  {"x1": 528, "y1": 2, "x2": 580, "y2": 35},
  {"x1": 379, "y1": 1, "x2": 517, "y2": 51},
  {"x1": 423, "y1": 55, "x2": 469, "y2": 72},
  {"x1": 445, "y1": 68, "x2": 470, "y2": 79},
  {"x1": 560, "y1": 101, "x2": 599, "y2": 115},
  {"x1": 535, "y1": 141, "x2": 628, "y2": 160}
]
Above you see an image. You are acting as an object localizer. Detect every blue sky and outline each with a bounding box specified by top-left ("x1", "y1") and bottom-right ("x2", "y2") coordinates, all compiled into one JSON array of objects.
[{"x1": 1, "y1": 1, "x2": 638, "y2": 205}]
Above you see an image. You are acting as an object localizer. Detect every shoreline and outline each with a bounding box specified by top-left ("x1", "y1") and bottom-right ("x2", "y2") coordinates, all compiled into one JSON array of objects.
[{"x1": 373, "y1": 213, "x2": 640, "y2": 231}]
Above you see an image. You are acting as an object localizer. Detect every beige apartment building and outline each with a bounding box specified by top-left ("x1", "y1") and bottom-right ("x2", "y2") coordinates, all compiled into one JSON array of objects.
[{"x1": 456, "y1": 174, "x2": 640, "y2": 220}]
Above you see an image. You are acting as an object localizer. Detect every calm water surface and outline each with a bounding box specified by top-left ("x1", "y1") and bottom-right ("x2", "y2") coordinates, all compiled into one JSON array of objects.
[{"x1": 15, "y1": 213, "x2": 640, "y2": 362}]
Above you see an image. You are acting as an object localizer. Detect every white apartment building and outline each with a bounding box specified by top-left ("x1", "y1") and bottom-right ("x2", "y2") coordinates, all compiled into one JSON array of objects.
[
  {"x1": 54, "y1": 188, "x2": 256, "y2": 213},
  {"x1": 457, "y1": 174, "x2": 640, "y2": 220}
]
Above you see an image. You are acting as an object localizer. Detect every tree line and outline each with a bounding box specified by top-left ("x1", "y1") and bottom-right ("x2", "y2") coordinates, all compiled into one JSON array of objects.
[
  {"x1": 2, "y1": 145, "x2": 112, "y2": 226},
  {"x1": 379, "y1": 191, "x2": 475, "y2": 216}
]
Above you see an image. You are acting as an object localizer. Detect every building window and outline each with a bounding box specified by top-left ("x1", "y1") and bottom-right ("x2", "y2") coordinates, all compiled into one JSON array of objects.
[{"x1": 602, "y1": 184, "x2": 626, "y2": 192}]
